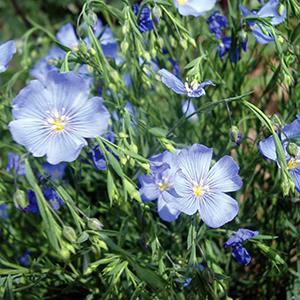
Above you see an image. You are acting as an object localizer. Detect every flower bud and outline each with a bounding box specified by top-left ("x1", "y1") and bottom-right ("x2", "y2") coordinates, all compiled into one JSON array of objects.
[
  {"x1": 63, "y1": 226, "x2": 77, "y2": 243},
  {"x1": 143, "y1": 51, "x2": 151, "y2": 62},
  {"x1": 230, "y1": 126, "x2": 242, "y2": 145},
  {"x1": 88, "y1": 218, "x2": 103, "y2": 231},
  {"x1": 14, "y1": 189, "x2": 27, "y2": 210},
  {"x1": 89, "y1": 47, "x2": 96, "y2": 56},
  {"x1": 287, "y1": 142, "x2": 298, "y2": 157},
  {"x1": 277, "y1": 36, "x2": 284, "y2": 44},
  {"x1": 278, "y1": 4, "x2": 285, "y2": 16},
  {"x1": 121, "y1": 40, "x2": 129, "y2": 53},
  {"x1": 180, "y1": 39, "x2": 188, "y2": 50},
  {"x1": 153, "y1": 5, "x2": 162, "y2": 20}
]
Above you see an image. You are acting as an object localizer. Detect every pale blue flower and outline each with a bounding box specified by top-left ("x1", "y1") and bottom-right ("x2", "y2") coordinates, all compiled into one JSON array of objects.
[
  {"x1": 0, "y1": 40, "x2": 16, "y2": 73},
  {"x1": 139, "y1": 151, "x2": 181, "y2": 222},
  {"x1": 6, "y1": 152, "x2": 26, "y2": 176},
  {"x1": 9, "y1": 71, "x2": 110, "y2": 164},
  {"x1": 258, "y1": 116, "x2": 300, "y2": 192},
  {"x1": 240, "y1": 0, "x2": 286, "y2": 44},
  {"x1": 158, "y1": 69, "x2": 213, "y2": 98},
  {"x1": 173, "y1": 0, "x2": 216, "y2": 17},
  {"x1": 173, "y1": 144, "x2": 242, "y2": 228},
  {"x1": 182, "y1": 100, "x2": 199, "y2": 123}
]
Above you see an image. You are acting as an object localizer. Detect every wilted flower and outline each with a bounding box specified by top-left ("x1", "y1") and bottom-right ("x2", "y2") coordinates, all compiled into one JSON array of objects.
[
  {"x1": 224, "y1": 228, "x2": 259, "y2": 265},
  {"x1": 6, "y1": 152, "x2": 26, "y2": 176},
  {"x1": 43, "y1": 187, "x2": 64, "y2": 210},
  {"x1": 9, "y1": 71, "x2": 110, "y2": 164},
  {"x1": 90, "y1": 131, "x2": 115, "y2": 171},
  {"x1": 43, "y1": 162, "x2": 67, "y2": 180},
  {"x1": 173, "y1": 0, "x2": 216, "y2": 17},
  {"x1": 17, "y1": 251, "x2": 31, "y2": 267},
  {"x1": 0, "y1": 40, "x2": 16, "y2": 73},
  {"x1": 158, "y1": 69, "x2": 213, "y2": 98},
  {"x1": 139, "y1": 151, "x2": 181, "y2": 222},
  {"x1": 258, "y1": 115, "x2": 300, "y2": 192},
  {"x1": 173, "y1": 144, "x2": 242, "y2": 228},
  {"x1": 133, "y1": 4, "x2": 155, "y2": 33},
  {"x1": 217, "y1": 36, "x2": 232, "y2": 60},
  {"x1": 207, "y1": 10, "x2": 227, "y2": 39},
  {"x1": 240, "y1": 0, "x2": 286, "y2": 44}
]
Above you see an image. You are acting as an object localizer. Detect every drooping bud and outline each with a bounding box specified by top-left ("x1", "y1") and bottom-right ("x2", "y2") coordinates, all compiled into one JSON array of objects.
[
  {"x1": 88, "y1": 218, "x2": 103, "y2": 231},
  {"x1": 63, "y1": 226, "x2": 77, "y2": 243},
  {"x1": 286, "y1": 142, "x2": 298, "y2": 157}
]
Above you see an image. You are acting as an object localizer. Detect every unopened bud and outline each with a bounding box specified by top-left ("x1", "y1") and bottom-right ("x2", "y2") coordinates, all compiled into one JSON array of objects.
[
  {"x1": 230, "y1": 126, "x2": 242, "y2": 145},
  {"x1": 153, "y1": 5, "x2": 162, "y2": 20},
  {"x1": 14, "y1": 189, "x2": 27, "y2": 210},
  {"x1": 278, "y1": 4, "x2": 285, "y2": 16},
  {"x1": 287, "y1": 142, "x2": 298, "y2": 157},
  {"x1": 180, "y1": 39, "x2": 188, "y2": 50},
  {"x1": 89, "y1": 47, "x2": 96, "y2": 56},
  {"x1": 88, "y1": 218, "x2": 103, "y2": 231},
  {"x1": 63, "y1": 226, "x2": 77, "y2": 243},
  {"x1": 121, "y1": 40, "x2": 129, "y2": 53}
]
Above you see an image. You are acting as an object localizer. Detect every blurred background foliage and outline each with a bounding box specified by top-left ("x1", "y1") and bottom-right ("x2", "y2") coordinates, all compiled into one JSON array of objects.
[{"x1": 0, "y1": 0, "x2": 299, "y2": 299}]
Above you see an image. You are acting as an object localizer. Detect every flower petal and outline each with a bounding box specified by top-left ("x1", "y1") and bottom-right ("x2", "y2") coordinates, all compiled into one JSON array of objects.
[
  {"x1": 207, "y1": 156, "x2": 243, "y2": 193},
  {"x1": 158, "y1": 196, "x2": 180, "y2": 222},
  {"x1": 139, "y1": 175, "x2": 159, "y2": 202},
  {"x1": 69, "y1": 97, "x2": 110, "y2": 138},
  {"x1": 258, "y1": 135, "x2": 277, "y2": 161},
  {"x1": 56, "y1": 23, "x2": 79, "y2": 49},
  {"x1": 0, "y1": 40, "x2": 16, "y2": 73},
  {"x1": 290, "y1": 169, "x2": 300, "y2": 193},
  {"x1": 199, "y1": 192, "x2": 239, "y2": 228},
  {"x1": 158, "y1": 69, "x2": 186, "y2": 95}
]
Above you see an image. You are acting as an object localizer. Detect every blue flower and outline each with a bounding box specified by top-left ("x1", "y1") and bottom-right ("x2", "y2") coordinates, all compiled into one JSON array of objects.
[
  {"x1": 43, "y1": 187, "x2": 64, "y2": 210},
  {"x1": 217, "y1": 36, "x2": 232, "y2": 60},
  {"x1": 0, "y1": 204, "x2": 9, "y2": 220},
  {"x1": 240, "y1": 0, "x2": 286, "y2": 44},
  {"x1": 43, "y1": 162, "x2": 67, "y2": 181},
  {"x1": 139, "y1": 151, "x2": 181, "y2": 222},
  {"x1": 90, "y1": 131, "x2": 115, "y2": 171},
  {"x1": 21, "y1": 188, "x2": 64, "y2": 213},
  {"x1": 9, "y1": 71, "x2": 110, "y2": 164},
  {"x1": 258, "y1": 116, "x2": 300, "y2": 192},
  {"x1": 172, "y1": 144, "x2": 242, "y2": 228},
  {"x1": 17, "y1": 251, "x2": 31, "y2": 267},
  {"x1": 182, "y1": 100, "x2": 199, "y2": 123},
  {"x1": 133, "y1": 4, "x2": 155, "y2": 33},
  {"x1": 173, "y1": 0, "x2": 216, "y2": 17},
  {"x1": 0, "y1": 40, "x2": 16, "y2": 73},
  {"x1": 158, "y1": 69, "x2": 213, "y2": 98},
  {"x1": 224, "y1": 228, "x2": 259, "y2": 265},
  {"x1": 6, "y1": 152, "x2": 26, "y2": 176},
  {"x1": 207, "y1": 11, "x2": 227, "y2": 39}
]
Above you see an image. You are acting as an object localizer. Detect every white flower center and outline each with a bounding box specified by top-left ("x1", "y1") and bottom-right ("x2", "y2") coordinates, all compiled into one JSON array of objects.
[{"x1": 46, "y1": 108, "x2": 68, "y2": 133}]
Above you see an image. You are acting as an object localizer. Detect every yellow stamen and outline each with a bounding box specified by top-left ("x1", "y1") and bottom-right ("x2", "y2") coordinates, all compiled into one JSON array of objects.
[
  {"x1": 50, "y1": 117, "x2": 66, "y2": 132},
  {"x1": 287, "y1": 158, "x2": 299, "y2": 170},
  {"x1": 178, "y1": 0, "x2": 188, "y2": 5},
  {"x1": 193, "y1": 184, "x2": 205, "y2": 197},
  {"x1": 159, "y1": 182, "x2": 169, "y2": 192}
]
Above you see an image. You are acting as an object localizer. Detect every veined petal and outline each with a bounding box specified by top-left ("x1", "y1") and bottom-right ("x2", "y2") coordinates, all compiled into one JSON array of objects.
[
  {"x1": 69, "y1": 97, "x2": 110, "y2": 138},
  {"x1": 9, "y1": 119, "x2": 51, "y2": 158},
  {"x1": 177, "y1": 144, "x2": 213, "y2": 183},
  {"x1": 290, "y1": 169, "x2": 300, "y2": 193},
  {"x1": 12, "y1": 80, "x2": 50, "y2": 119},
  {"x1": 251, "y1": 24, "x2": 274, "y2": 44},
  {"x1": 258, "y1": 135, "x2": 277, "y2": 161},
  {"x1": 258, "y1": 0, "x2": 286, "y2": 25},
  {"x1": 158, "y1": 69, "x2": 186, "y2": 95},
  {"x1": 139, "y1": 182, "x2": 159, "y2": 202},
  {"x1": 157, "y1": 197, "x2": 180, "y2": 222},
  {"x1": 56, "y1": 23, "x2": 79, "y2": 49},
  {"x1": 0, "y1": 40, "x2": 16, "y2": 73},
  {"x1": 45, "y1": 132, "x2": 87, "y2": 164},
  {"x1": 281, "y1": 117, "x2": 300, "y2": 142},
  {"x1": 207, "y1": 156, "x2": 243, "y2": 193},
  {"x1": 174, "y1": 0, "x2": 216, "y2": 17},
  {"x1": 199, "y1": 192, "x2": 239, "y2": 228}
]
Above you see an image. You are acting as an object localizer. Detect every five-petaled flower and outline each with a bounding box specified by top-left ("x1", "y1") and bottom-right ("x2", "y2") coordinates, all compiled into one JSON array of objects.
[
  {"x1": 173, "y1": 0, "x2": 216, "y2": 17},
  {"x1": 139, "y1": 151, "x2": 181, "y2": 222},
  {"x1": 9, "y1": 71, "x2": 110, "y2": 164},
  {"x1": 259, "y1": 115, "x2": 300, "y2": 192},
  {"x1": 172, "y1": 144, "x2": 242, "y2": 228},
  {"x1": 224, "y1": 228, "x2": 259, "y2": 265},
  {"x1": 0, "y1": 40, "x2": 16, "y2": 73},
  {"x1": 240, "y1": 0, "x2": 286, "y2": 44},
  {"x1": 158, "y1": 69, "x2": 213, "y2": 98}
]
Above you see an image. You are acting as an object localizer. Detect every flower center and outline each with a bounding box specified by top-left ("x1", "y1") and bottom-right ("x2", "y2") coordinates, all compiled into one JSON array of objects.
[
  {"x1": 287, "y1": 158, "x2": 299, "y2": 170},
  {"x1": 158, "y1": 181, "x2": 169, "y2": 192},
  {"x1": 193, "y1": 180, "x2": 209, "y2": 197},
  {"x1": 48, "y1": 116, "x2": 66, "y2": 132},
  {"x1": 178, "y1": 0, "x2": 188, "y2": 5}
]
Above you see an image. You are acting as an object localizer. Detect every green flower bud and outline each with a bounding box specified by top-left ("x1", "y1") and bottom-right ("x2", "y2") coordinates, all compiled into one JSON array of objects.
[
  {"x1": 277, "y1": 36, "x2": 284, "y2": 44},
  {"x1": 143, "y1": 51, "x2": 151, "y2": 62},
  {"x1": 286, "y1": 142, "x2": 298, "y2": 157},
  {"x1": 63, "y1": 226, "x2": 77, "y2": 243},
  {"x1": 89, "y1": 47, "x2": 96, "y2": 56},
  {"x1": 180, "y1": 39, "x2": 188, "y2": 50},
  {"x1": 278, "y1": 4, "x2": 285, "y2": 16},
  {"x1": 88, "y1": 218, "x2": 103, "y2": 231},
  {"x1": 152, "y1": 5, "x2": 162, "y2": 20},
  {"x1": 121, "y1": 40, "x2": 129, "y2": 53},
  {"x1": 13, "y1": 189, "x2": 27, "y2": 210}
]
